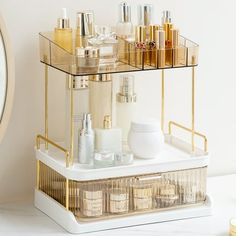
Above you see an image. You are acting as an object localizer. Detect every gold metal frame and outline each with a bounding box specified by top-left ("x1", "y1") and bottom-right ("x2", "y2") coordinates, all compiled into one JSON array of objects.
[{"x1": 160, "y1": 66, "x2": 207, "y2": 152}]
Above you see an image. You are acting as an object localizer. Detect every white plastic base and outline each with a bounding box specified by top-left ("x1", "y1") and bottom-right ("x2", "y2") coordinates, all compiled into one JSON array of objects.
[{"x1": 34, "y1": 189, "x2": 212, "y2": 234}]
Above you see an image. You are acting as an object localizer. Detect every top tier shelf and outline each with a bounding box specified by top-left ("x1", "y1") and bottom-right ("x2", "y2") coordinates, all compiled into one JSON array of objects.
[{"x1": 39, "y1": 32, "x2": 199, "y2": 76}]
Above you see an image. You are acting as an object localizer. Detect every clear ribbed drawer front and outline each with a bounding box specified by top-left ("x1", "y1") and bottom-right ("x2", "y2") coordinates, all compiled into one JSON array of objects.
[{"x1": 38, "y1": 162, "x2": 207, "y2": 221}]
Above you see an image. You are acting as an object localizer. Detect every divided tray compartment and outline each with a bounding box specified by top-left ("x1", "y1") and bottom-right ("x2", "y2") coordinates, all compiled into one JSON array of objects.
[{"x1": 39, "y1": 32, "x2": 199, "y2": 76}]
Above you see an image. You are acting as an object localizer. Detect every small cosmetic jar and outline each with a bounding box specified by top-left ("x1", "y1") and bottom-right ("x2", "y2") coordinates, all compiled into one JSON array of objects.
[
  {"x1": 109, "y1": 188, "x2": 129, "y2": 214},
  {"x1": 76, "y1": 46, "x2": 100, "y2": 73},
  {"x1": 133, "y1": 184, "x2": 153, "y2": 210},
  {"x1": 179, "y1": 183, "x2": 197, "y2": 204},
  {"x1": 128, "y1": 120, "x2": 164, "y2": 158},
  {"x1": 81, "y1": 189, "x2": 103, "y2": 217},
  {"x1": 93, "y1": 151, "x2": 115, "y2": 168},
  {"x1": 156, "y1": 184, "x2": 178, "y2": 208}
]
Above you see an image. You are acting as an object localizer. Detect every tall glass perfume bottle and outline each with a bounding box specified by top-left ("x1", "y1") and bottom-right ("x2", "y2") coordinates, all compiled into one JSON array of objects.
[
  {"x1": 76, "y1": 11, "x2": 94, "y2": 48},
  {"x1": 95, "y1": 115, "x2": 122, "y2": 153},
  {"x1": 54, "y1": 8, "x2": 73, "y2": 53},
  {"x1": 89, "y1": 74, "x2": 112, "y2": 129},
  {"x1": 88, "y1": 26, "x2": 118, "y2": 67},
  {"x1": 65, "y1": 76, "x2": 89, "y2": 160},
  {"x1": 116, "y1": 74, "x2": 137, "y2": 142}
]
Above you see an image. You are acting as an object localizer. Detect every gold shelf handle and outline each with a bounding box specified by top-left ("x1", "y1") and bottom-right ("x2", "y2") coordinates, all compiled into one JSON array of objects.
[
  {"x1": 36, "y1": 134, "x2": 70, "y2": 167},
  {"x1": 168, "y1": 121, "x2": 208, "y2": 153}
]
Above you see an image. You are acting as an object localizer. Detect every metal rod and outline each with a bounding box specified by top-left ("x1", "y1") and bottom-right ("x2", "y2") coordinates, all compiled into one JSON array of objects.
[
  {"x1": 168, "y1": 121, "x2": 208, "y2": 152},
  {"x1": 36, "y1": 134, "x2": 70, "y2": 167},
  {"x1": 45, "y1": 64, "x2": 49, "y2": 150},
  {"x1": 36, "y1": 160, "x2": 40, "y2": 190},
  {"x1": 192, "y1": 66, "x2": 195, "y2": 152},
  {"x1": 161, "y1": 69, "x2": 165, "y2": 132},
  {"x1": 69, "y1": 75, "x2": 74, "y2": 166},
  {"x1": 66, "y1": 178, "x2": 69, "y2": 210}
]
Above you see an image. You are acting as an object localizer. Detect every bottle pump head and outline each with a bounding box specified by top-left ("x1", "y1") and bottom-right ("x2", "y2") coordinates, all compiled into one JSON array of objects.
[
  {"x1": 57, "y1": 8, "x2": 70, "y2": 29},
  {"x1": 162, "y1": 10, "x2": 172, "y2": 25},
  {"x1": 103, "y1": 115, "x2": 112, "y2": 129}
]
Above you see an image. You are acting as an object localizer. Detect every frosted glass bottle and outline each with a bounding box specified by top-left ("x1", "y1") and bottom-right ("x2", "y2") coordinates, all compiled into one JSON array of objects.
[
  {"x1": 95, "y1": 115, "x2": 122, "y2": 153},
  {"x1": 116, "y1": 74, "x2": 137, "y2": 142},
  {"x1": 65, "y1": 76, "x2": 89, "y2": 161},
  {"x1": 89, "y1": 74, "x2": 112, "y2": 129}
]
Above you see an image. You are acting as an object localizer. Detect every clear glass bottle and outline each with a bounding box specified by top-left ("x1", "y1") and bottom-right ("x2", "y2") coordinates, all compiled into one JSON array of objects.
[
  {"x1": 95, "y1": 115, "x2": 122, "y2": 153},
  {"x1": 89, "y1": 74, "x2": 112, "y2": 129},
  {"x1": 88, "y1": 26, "x2": 118, "y2": 67},
  {"x1": 54, "y1": 8, "x2": 73, "y2": 53},
  {"x1": 116, "y1": 74, "x2": 137, "y2": 142}
]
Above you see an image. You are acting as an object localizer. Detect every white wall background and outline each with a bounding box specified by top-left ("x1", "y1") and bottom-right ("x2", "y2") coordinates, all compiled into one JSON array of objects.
[{"x1": 0, "y1": 0, "x2": 236, "y2": 202}]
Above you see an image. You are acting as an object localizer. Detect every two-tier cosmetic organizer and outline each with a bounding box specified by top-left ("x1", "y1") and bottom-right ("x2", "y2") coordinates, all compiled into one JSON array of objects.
[{"x1": 35, "y1": 23, "x2": 211, "y2": 233}]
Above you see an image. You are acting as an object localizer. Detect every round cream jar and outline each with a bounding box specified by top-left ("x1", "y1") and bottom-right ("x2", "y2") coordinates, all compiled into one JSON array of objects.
[{"x1": 128, "y1": 120, "x2": 164, "y2": 159}]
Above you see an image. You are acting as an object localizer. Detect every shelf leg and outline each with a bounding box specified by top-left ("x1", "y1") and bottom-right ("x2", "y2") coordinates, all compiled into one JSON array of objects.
[
  {"x1": 45, "y1": 64, "x2": 48, "y2": 150},
  {"x1": 69, "y1": 75, "x2": 74, "y2": 166},
  {"x1": 192, "y1": 66, "x2": 195, "y2": 152},
  {"x1": 161, "y1": 69, "x2": 165, "y2": 132},
  {"x1": 65, "y1": 178, "x2": 69, "y2": 210}
]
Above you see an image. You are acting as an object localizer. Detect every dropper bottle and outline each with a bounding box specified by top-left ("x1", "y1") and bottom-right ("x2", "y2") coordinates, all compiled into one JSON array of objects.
[{"x1": 54, "y1": 8, "x2": 73, "y2": 53}]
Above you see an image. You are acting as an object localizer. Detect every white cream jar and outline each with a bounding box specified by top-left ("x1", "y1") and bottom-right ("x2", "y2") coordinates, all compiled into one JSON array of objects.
[{"x1": 128, "y1": 120, "x2": 164, "y2": 159}]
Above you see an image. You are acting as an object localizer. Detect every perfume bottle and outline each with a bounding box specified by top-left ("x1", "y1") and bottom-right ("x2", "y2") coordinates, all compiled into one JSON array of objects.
[
  {"x1": 89, "y1": 74, "x2": 112, "y2": 129},
  {"x1": 156, "y1": 29, "x2": 165, "y2": 68},
  {"x1": 65, "y1": 76, "x2": 89, "y2": 161},
  {"x1": 76, "y1": 11, "x2": 94, "y2": 48},
  {"x1": 88, "y1": 26, "x2": 118, "y2": 67},
  {"x1": 78, "y1": 113, "x2": 95, "y2": 164},
  {"x1": 116, "y1": 74, "x2": 137, "y2": 142},
  {"x1": 54, "y1": 8, "x2": 73, "y2": 53},
  {"x1": 162, "y1": 10, "x2": 173, "y2": 65},
  {"x1": 116, "y1": 2, "x2": 134, "y2": 39},
  {"x1": 95, "y1": 115, "x2": 122, "y2": 153}
]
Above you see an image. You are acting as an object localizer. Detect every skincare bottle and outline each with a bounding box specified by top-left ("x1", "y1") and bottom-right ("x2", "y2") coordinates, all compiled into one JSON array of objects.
[
  {"x1": 156, "y1": 30, "x2": 165, "y2": 68},
  {"x1": 65, "y1": 76, "x2": 89, "y2": 161},
  {"x1": 89, "y1": 74, "x2": 112, "y2": 129},
  {"x1": 78, "y1": 113, "x2": 95, "y2": 164},
  {"x1": 95, "y1": 115, "x2": 122, "y2": 153},
  {"x1": 116, "y1": 2, "x2": 134, "y2": 39},
  {"x1": 76, "y1": 11, "x2": 94, "y2": 48},
  {"x1": 116, "y1": 74, "x2": 137, "y2": 142},
  {"x1": 162, "y1": 10, "x2": 173, "y2": 65},
  {"x1": 88, "y1": 26, "x2": 118, "y2": 67},
  {"x1": 54, "y1": 8, "x2": 73, "y2": 53},
  {"x1": 171, "y1": 28, "x2": 179, "y2": 66},
  {"x1": 135, "y1": 25, "x2": 146, "y2": 67}
]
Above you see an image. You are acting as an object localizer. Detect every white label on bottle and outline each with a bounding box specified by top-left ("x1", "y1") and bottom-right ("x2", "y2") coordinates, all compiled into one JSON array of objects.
[{"x1": 100, "y1": 46, "x2": 113, "y2": 56}]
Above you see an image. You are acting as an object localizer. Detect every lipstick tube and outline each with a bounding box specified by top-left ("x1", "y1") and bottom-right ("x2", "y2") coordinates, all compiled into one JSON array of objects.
[{"x1": 156, "y1": 30, "x2": 165, "y2": 68}]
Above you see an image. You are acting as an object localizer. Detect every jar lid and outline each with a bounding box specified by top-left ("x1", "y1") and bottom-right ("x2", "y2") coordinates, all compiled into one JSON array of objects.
[{"x1": 130, "y1": 119, "x2": 162, "y2": 133}]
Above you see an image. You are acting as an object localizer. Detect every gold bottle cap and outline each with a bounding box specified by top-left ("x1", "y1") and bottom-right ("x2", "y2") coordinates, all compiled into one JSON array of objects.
[
  {"x1": 135, "y1": 25, "x2": 146, "y2": 42},
  {"x1": 103, "y1": 115, "x2": 112, "y2": 129},
  {"x1": 89, "y1": 74, "x2": 112, "y2": 82},
  {"x1": 149, "y1": 25, "x2": 159, "y2": 42},
  {"x1": 83, "y1": 189, "x2": 103, "y2": 200},
  {"x1": 171, "y1": 28, "x2": 179, "y2": 48},
  {"x1": 67, "y1": 76, "x2": 89, "y2": 90},
  {"x1": 57, "y1": 8, "x2": 70, "y2": 29}
]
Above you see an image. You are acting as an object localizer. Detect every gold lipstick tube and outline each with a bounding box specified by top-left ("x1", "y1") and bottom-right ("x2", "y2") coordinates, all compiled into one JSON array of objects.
[
  {"x1": 171, "y1": 28, "x2": 179, "y2": 66},
  {"x1": 147, "y1": 25, "x2": 159, "y2": 66},
  {"x1": 157, "y1": 30, "x2": 165, "y2": 68},
  {"x1": 135, "y1": 25, "x2": 146, "y2": 68},
  {"x1": 163, "y1": 22, "x2": 173, "y2": 66}
]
